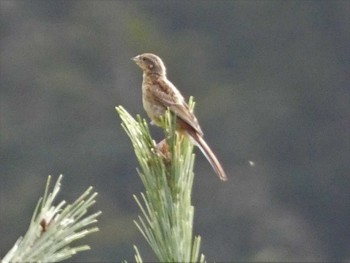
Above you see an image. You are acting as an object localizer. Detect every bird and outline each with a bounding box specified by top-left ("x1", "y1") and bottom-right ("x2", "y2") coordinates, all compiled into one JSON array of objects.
[{"x1": 132, "y1": 53, "x2": 227, "y2": 181}]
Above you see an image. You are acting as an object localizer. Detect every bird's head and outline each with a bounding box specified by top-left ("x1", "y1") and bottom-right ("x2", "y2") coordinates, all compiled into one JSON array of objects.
[{"x1": 132, "y1": 53, "x2": 166, "y2": 75}]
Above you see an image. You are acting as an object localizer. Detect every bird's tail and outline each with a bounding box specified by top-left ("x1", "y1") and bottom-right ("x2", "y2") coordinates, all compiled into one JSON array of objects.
[{"x1": 187, "y1": 129, "x2": 228, "y2": 181}]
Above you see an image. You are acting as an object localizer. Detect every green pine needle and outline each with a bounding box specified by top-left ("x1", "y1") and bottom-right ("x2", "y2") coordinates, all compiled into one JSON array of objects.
[
  {"x1": 116, "y1": 98, "x2": 206, "y2": 263},
  {"x1": 2, "y1": 175, "x2": 101, "y2": 263}
]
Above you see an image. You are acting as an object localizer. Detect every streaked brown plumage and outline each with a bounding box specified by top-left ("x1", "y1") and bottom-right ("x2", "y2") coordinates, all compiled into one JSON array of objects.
[{"x1": 132, "y1": 53, "x2": 227, "y2": 181}]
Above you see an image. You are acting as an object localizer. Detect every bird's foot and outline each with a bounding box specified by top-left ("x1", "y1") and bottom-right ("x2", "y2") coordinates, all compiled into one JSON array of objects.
[{"x1": 156, "y1": 138, "x2": 172, "y2": 165}]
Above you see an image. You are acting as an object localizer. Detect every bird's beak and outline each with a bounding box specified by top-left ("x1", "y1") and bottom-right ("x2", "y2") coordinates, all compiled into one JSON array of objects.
[{"x1": 131, "y1": 55, "x2": 139, "y2": 62}]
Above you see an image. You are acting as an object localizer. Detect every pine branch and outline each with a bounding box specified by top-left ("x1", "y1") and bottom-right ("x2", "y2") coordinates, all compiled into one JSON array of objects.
[
  {"x1": 116, "y1": 98, "x2": 206, "y2": 263},
  {"x1": 2, "y1": 175, "x2": 101, "y2": 263}
]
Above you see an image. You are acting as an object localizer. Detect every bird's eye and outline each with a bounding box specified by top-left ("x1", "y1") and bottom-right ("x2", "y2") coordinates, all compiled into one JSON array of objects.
[{"x1": 142, "y1": 57, "x2": 146, "y2": 61}]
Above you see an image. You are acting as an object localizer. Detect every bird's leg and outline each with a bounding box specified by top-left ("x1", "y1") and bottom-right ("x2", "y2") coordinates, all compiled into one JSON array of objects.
[{"x1": 156, "y1": 138, "x2": 172, "y2": 165}]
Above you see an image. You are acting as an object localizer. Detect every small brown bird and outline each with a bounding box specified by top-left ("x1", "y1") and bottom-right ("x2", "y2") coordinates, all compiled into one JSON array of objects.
[{"x1": 132, "y1": 53, "x2": 227, "y2": 181}]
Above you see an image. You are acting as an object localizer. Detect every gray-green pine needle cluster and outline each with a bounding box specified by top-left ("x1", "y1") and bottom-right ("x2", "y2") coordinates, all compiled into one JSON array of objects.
[
  {"x1": 116, "y1": 98, "x2": 206, "y2": 263},
  {"x1": 2, "y1": 175, "x2": 101, "y2": 263}
]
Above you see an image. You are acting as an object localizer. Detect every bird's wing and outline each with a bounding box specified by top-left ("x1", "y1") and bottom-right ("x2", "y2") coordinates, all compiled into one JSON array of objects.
[{"x1": 154, "y1": 78, "x2": 203, "y2": 135}]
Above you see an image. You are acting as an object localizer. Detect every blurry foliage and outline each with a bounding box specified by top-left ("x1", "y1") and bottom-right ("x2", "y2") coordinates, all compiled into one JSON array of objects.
[{"x1": 1, "y1": 1, "x2": 349, "y2": 262}]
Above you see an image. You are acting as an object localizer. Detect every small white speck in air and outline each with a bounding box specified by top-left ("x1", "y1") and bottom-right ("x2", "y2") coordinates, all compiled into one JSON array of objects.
[{"x1": 249, "y1": 160, "x2": 255, "y2": 167}]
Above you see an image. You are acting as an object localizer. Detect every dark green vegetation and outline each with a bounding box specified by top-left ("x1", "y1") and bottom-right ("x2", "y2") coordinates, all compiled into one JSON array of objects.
[{"x1": 1, "y1": 1, "x2": 349, "y2": 262}]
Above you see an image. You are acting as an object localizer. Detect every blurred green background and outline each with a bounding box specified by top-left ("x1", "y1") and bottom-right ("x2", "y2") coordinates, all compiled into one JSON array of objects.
[{"x1": 1, "y1": 1, "x2": 349, "y2": 262}]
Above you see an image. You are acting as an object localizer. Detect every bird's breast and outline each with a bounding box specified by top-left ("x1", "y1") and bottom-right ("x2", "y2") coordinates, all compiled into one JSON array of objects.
[{"x1": 142, "y1": 80, "x2": 166, "y2": 126}]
